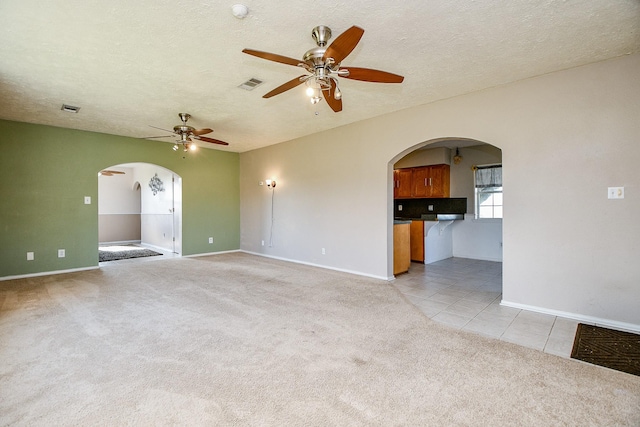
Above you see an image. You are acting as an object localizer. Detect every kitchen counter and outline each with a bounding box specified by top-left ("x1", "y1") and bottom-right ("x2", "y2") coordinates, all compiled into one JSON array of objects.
[{"x1": 395, "y1": 214, "x2": 464, "y2": 221}]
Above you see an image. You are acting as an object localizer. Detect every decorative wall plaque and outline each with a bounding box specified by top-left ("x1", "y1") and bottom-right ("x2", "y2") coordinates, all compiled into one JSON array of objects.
[{"x1": 148, "y1": 173, "x2": 165, "y2": 196}]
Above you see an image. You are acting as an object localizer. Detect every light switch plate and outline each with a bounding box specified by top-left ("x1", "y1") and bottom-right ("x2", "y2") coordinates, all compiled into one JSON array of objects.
[{"x1": 608, "y1": 187, "x2": 624, "y2": 199}]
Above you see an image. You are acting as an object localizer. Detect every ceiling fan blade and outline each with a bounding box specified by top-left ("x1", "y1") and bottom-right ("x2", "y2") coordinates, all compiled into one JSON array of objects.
[
  {"x1": 340, "y1": 67, "x2": 404, "y2": 83},
  {"x1": 263, "y1": 75, "x2": 307, "y2": 98},
  {"x1": 101, "y1": 170, "x2": 125, "y2": 175},
  {"x1": 325, "y1": 80, "x2": 343, "y2": 113},
  {"x1": 323, "y1": 26, "x2": 364, "y2": 64},
  {"x1": 194, "y1": 135, "x2": 229, "y2": 146},
  {"x1": 242, "y1": 49, "x2": 302, "y2": 67},
  {"x1": 191, "y1": 128, "x2": 213, "y2": 136}
]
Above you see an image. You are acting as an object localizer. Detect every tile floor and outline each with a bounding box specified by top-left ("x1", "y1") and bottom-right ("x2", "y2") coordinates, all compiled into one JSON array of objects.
[{"x1": 393, "y1": 257, "x2": 579, "y2": 358}]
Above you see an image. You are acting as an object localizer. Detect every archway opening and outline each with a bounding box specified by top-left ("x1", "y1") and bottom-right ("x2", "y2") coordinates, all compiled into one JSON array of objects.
[
  {"x1": 390, "y1": 138, "x2": 506, "y2": 332},
  {"x1": 98, "y1": 163, "x2": 182, "y2": 263}
]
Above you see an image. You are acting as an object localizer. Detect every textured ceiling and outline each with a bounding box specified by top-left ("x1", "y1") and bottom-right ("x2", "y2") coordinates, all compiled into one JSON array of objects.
[{"x1": 1, "y1": 1, "x2": 638, "y2": 153}]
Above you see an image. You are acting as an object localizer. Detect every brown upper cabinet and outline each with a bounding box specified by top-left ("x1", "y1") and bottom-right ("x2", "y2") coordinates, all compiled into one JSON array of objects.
[
  {"x1": 394, "y1": 164, "x2": 450, "y2": 199},
  {"x1": 394, "y1": 168, "x2": 413, "y2": 198}
]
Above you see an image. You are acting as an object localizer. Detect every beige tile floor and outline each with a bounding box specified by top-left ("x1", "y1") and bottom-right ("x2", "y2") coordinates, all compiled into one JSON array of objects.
[{"x1": 393, "y1": 257, "x2": 579, "y2": 358}]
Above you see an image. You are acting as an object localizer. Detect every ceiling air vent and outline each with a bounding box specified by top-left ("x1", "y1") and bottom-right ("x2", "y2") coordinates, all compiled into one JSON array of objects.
[
  {"x1": 61, "y1": 104, "x2": 81, "y2": 113},
  {"x1": 238, "y1": 78, "x2": 264, "y2": 91}
]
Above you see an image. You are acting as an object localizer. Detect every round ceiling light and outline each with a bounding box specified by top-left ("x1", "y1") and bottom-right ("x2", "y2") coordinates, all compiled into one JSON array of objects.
[{"x1": 232, "y1": 4, "x2": 249, "y2": 19}]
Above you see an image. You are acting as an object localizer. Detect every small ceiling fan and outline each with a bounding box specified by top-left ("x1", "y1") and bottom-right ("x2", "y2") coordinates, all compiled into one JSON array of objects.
[
  {"x1": 145, "y1": 113, "x2": 229, "y2": 151},
  {"x1": 99, "y1": 170, "x2": 125, "y2": 177},
  {"x1": 242, "y1": 25, "x2": 404, "y2": 112}
]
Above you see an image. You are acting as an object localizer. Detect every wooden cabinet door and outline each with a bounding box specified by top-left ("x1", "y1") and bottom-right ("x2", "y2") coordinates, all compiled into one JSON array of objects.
[
  {"x1": 394, "y1": 169, "x2": 413, "y2": 199},
  {"x1": 426, "y1": 164, "x2": 450, "y2": 198},
  {"x1": 410, "y1": 220, "x2": 424, "y2": 262},
  {"x1": 411, "y1": 167, "x2": 429, "y2": 198},
  {"x1": 393, "y1": 223, "x2": 411, "y2": 275}
]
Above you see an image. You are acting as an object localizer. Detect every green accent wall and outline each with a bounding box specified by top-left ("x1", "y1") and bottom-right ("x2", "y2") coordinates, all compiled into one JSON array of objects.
[{"x1": 0, "y1": 119, "x2": 240, "y2": 278}]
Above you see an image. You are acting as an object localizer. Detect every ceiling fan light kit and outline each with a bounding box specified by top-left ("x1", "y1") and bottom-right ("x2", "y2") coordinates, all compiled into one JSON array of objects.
[
  {"x1": 146, "y1": 112, "x2": 229, "y2": 152},
  {"x1": 242, "y1": 25, "x2": 404, "y2": 112}
]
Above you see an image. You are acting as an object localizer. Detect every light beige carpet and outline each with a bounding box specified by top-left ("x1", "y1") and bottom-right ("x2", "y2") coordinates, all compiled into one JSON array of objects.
[{"x1": 1, "y1": 253, "x2": 639, "y2": 426}]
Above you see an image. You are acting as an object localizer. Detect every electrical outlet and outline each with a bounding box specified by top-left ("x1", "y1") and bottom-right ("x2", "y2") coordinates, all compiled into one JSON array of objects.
[
  {"x1": 608, "y1": 187, "x2": 624, "y2": 199},
  {"x1": 428, "y1": 205, "x2": 434, "y2": 211},
  {"x1": 398, "y1": 205, "x2": 403, "y2": 211},
  {"x1": 27, "y1": 252, "x2": 34, "y2": 261},
  {"x1": 261, "y1": 240, "x2": 264, "y2": 246},
  {"x1": 208, "y1": 237, "x2": 213, "y2": 244},
  {"x1": 84, "y1": 196, "x2": 91, "y2": 205},
  {"x1": 58, "y1": 249, "x2": 65, "y2": 258},
  {"x1": 321, "y1": 248, "x2": 326, "y2": 255}
]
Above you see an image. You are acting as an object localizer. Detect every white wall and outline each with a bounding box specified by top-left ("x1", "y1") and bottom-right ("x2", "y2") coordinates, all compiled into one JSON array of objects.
[
  {"x1": 452, "y1": 216, "x2": 502, "y2": 262},
  {"x1": 240, "y1": 53, "x2": 640, "y2": 330},
  {"x1": 394, "y1": 147, "x2": 451, "y2": 168},
  {"x1": 134, "y1": 164, "x2": 176, "y2": 252},
  {"x1": 98, "y1": 167, "x2": 141, "y2": 243}
]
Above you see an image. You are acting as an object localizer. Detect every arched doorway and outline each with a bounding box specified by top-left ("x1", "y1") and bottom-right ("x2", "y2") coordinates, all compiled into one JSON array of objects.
[
  {"x1": 98, "y1": 163, "x2": 182, "y2": 259},
  {"x1": 390, "y1": 138, "x2": 507, "y2": 334}
]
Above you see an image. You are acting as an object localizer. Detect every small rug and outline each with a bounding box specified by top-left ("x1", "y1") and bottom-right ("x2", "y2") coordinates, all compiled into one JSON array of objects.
[
  {"x1": 571, "y1": 323, "x2": 640, "y2": 376},
  {"x1": 98, "y1": 245, "x2": 163, "y2": 262}
]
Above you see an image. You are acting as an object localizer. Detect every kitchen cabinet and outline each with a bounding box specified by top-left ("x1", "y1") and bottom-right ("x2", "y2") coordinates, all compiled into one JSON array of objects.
[
  {"x1": 427, "y1": 164, "x2": 450, "y2": 198},
  {"x1": 410, "y1": 220, "x2": 424, "y2": 262},
  {"x1": 393, "y1": 221, "x2": 411, "y2": 275},
  {"x1": 394, "y1": 164, "x2": 450, "y2": 199},
  {"x1": 394, "y1": 168, "x2": 413, "y2": 199}
]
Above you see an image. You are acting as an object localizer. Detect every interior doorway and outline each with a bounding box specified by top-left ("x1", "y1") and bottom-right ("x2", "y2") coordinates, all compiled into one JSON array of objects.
[
  {"x1": 98, "y1": 163, "x2": 182, "y2": 256},
  {"x1": 389, "y1": 138, "x2": 503, "y2": 308}
]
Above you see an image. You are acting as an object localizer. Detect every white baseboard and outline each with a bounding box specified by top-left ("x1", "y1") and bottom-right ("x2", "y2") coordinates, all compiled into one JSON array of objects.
[
  {"x1": 241, "y1": 251, "x2": 392, "y2": 281},
  {"x1": 1, "y1": 266, "x2": 100, "y2": 281},
  {"x1": 501, "y1": 300, "x2": 640, "y2": 334}
]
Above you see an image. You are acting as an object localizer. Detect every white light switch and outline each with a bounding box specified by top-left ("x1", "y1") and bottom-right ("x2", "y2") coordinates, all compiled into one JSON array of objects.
[
  {"x1": 608, "y1": 187, "x2": 624, "y2": 199},
  {"x1": 84, "y1": 196, "x2": 91, "y2": 204}
]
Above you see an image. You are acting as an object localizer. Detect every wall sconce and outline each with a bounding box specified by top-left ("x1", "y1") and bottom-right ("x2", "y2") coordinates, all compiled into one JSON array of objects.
[{"x1": 266, "y1": 179, "x2": 276, "y2": 189}]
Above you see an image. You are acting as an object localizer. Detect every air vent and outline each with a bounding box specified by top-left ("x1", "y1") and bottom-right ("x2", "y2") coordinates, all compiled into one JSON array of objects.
[
  {"x1": 61, "y1": 104, "x2": 80, "y2": 113},
  {"x1": 238, "y1": 78, "x2": 264, "y2": 91}
]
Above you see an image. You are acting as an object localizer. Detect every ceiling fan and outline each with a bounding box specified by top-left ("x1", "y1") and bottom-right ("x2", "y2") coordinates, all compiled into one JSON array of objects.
[
  {"x1": 146, "y1": 113, "x2": 229, "y2": 151},
  {"x1": 99, "y1": 170, "x2": 125, "y2": 177},
  {"x1": 242, "y1": 25, "x2": 404, "y2": 112}
]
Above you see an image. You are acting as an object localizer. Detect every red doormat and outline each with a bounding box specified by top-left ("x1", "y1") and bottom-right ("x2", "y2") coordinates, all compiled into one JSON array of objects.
[{"x1": 571, "y1": 323, "x2": 640, "y2": 376}]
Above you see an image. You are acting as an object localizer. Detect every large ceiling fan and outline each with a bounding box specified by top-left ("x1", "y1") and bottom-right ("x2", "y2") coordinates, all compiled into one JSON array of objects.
[
  {"x1": 243, "y1": 25, "x2": 404, "y2": 112},
  {"x1": 146, "y1": 113, "x2": 229, "y2": 151}
]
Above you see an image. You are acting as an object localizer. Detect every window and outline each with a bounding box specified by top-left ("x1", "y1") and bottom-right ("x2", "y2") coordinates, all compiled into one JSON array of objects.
[{"x1": 474, "y1": 164, "x2": 502, "y2": 219}]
